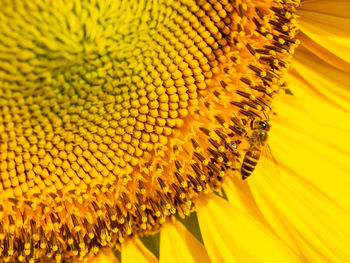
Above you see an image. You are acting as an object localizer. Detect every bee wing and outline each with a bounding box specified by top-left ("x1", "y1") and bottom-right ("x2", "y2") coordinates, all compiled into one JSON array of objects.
[{"x1": 260, "y1": 143, "x2": 282, "y2": 177}]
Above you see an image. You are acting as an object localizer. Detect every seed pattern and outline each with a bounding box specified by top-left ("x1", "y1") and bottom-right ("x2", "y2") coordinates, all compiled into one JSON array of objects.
[{"x1": 0, "y1": 0, "x2": 300, "y2": 262}]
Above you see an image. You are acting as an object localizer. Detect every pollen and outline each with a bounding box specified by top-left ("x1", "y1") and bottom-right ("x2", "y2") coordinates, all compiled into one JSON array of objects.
[{"x1": 0, "y1": 0, "x2": 300, "y2": 262}]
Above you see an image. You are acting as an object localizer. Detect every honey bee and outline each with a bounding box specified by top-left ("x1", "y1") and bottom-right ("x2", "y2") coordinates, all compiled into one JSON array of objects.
[{"x1": 241, "y1": 120, "x2": 270, "y2": 179}]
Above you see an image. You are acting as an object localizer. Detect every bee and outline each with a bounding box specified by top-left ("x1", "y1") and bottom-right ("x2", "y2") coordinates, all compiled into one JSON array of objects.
[{"x1": 241, "y1": 120, "x2": 270, "y2": 179}]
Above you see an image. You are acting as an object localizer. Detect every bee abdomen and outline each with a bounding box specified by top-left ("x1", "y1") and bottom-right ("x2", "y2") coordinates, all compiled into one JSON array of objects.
[
  {"x1": 241, "y1": 148, "x2": 261, "y2": 179},
  {"x1": 243, "y1": 157, "x2": 258, "y2": 166},
  {"x1": 241, "y1": 161, "x2": 255, "y2": 179},
  {"x1": 246, "y1": 147, "x2": 261, "y2": 159},
  {"x1": 241, "y1": 169, "x2": 252, "y2": 180}
]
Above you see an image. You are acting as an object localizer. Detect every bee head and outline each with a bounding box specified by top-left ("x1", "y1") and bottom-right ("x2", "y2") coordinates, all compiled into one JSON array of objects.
[
  {"x1": 250, "y1": 119, "x2": 270, "y2": 131},
  {"x1": 258, "y1": 121, "x2": 270, "y2": 131}
]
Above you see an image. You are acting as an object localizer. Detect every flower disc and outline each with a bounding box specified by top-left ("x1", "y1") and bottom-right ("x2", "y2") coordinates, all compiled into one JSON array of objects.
[{"x1": 0, "y1": 0, "x2": 299, "y2": 262}]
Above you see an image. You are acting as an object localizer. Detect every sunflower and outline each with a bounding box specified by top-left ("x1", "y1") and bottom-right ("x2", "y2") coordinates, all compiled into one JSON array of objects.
[{"x1": 0, "y1": 0, "x2": 349, "y2": 262}]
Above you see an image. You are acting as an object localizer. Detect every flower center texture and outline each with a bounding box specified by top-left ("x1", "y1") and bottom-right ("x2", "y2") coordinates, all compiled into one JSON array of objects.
[{"x1": 0, "y1": 0, "x2": 300, "y2": 262}]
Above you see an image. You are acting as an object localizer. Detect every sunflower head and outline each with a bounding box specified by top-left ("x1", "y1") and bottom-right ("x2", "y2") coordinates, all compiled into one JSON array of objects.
[{"x1": 0, "y1": 0, "x2": 300, "y2": 262}]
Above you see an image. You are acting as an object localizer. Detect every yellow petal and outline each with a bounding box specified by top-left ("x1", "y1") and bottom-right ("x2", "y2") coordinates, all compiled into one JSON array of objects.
[
  {"x1": 249, "y1": 107, "x2": 350, "y2": 262},
  {"x1": 122, "y1": 238, "x2": 158, "y2": 263},
  {"x1": 269, "y1": 118, "x2": 350, "y2": 210},
  {"x1": 271, "y1": 93, "x2": 350, "y2": 211},
  {"x1": 273, "y1": 102, "x2": 350, "y2": 152},
  {"x1": 222, "y1": 171, "x2": 303, "y2": 255},
  {"x1": 196, "y1": 194, "x2": 300, "y2": 263},
  {"x1": 160, "y1": 219, "x2": 211, "y2": 263},
  {"x1": 298, "y1": 32, "x2": 350, "y2": 73},
  {"x1": 291, "y1": 47, "x2": 350, "y2": 112},
  {"x1": 301, "y1": 0, "x2": 350, "y2": 19},
  {"x1": 251, "y1": 154, "x2": 350, "y2": 263},
  {"x1": 222, "y1": 174, "x2": 268, "y2": 226},
  {"x1": 298, "y1": 9, "x2": 350, "y2": 64},
  {"x1": 86, "y1": 248, "x2": 119, "y2": 263},
  {"x1": 276, "y1": 80, "x2": 350, "y2": 131}
]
